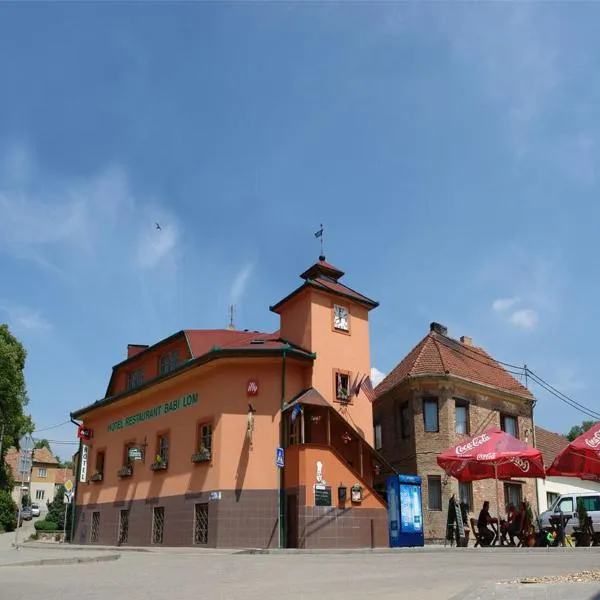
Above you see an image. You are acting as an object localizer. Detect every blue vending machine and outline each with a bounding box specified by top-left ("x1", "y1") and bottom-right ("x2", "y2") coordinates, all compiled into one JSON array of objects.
[{"x1": 386, "y1": 474, "x2": 424, "y2": 548}]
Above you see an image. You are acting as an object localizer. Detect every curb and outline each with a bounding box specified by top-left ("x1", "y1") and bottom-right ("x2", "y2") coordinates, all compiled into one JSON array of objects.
[
  {"x1": 20, "y1": 541, "x2": 150, "y2": 553},
  {"x1": 0, "y1": 552, "x2": 120, "y2": 568}
]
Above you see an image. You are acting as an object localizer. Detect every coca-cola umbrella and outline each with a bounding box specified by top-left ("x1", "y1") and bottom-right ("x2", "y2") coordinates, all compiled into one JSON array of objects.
[
  {"x1": 437, "y1": 428, "x2": 545, "y2": 535},
  {"x1": 546, "y1": 421, "x2": 600, "y2": 480}
]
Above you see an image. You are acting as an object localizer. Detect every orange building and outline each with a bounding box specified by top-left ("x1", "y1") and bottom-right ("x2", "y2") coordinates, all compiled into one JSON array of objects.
[{"x1": 71, "y1": 257, "x2": 388, "y2": 548}]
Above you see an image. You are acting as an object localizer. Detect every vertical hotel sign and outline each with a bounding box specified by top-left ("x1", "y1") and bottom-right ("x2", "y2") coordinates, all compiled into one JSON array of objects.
[{"x1": 79, "y1": 445, "x2": 89, "y2": 482}]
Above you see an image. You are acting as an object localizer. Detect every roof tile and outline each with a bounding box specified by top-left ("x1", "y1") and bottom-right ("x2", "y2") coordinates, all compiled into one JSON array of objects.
[
  {"x1": 376, "y1": 331, "x2": 533, "y2": 399},
  {"x1": 535, "y1": 426, "x2": 570, "y2": 467}
]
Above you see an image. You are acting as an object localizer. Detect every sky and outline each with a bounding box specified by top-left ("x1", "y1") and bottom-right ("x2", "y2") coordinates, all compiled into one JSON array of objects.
[{"x1": 0, "y1": 2, "x2": 599, "y2": 459}]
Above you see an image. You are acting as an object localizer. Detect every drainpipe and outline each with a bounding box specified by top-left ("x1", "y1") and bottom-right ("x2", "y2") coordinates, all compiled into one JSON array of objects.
[
  {"x1": 529, "y1": 398, "x2": 542, "y2": 517},
  {"x1": 279, "y1": 345, "x2": 289, "y2": 549},
  {"x1": 70, "y1": 417, "x2": 82, "y2": 543}
]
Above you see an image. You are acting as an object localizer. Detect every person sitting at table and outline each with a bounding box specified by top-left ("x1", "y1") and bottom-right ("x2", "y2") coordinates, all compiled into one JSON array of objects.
[
  {"x1": 477, "y1": 500, "x2": 498, "y2": 546},
  {"x1": 500, "y1": 503, "x2": 517, "y2": 545},
  {"x1": 507, "y1": 501, "x2": 526, "y2": 546}
]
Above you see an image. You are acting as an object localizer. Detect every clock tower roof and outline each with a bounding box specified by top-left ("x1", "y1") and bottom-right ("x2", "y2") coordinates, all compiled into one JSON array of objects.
[{"x1": 270, "y1": 256, "x2": 379, "y2": 314}]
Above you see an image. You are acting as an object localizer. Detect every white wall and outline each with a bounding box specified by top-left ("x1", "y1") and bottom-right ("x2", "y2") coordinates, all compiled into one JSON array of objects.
[
  {"x1": 537, "y1": 476, "x2": 600, "y2": 512},
  {"x1": 30, "y1": 482, "x2": 56, "y2": 509}
]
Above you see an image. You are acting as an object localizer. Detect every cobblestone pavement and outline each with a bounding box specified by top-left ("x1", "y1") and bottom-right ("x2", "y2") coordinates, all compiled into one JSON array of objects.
[{"x1": 0, "y1": 548, "x2": 600, "y2": 599}]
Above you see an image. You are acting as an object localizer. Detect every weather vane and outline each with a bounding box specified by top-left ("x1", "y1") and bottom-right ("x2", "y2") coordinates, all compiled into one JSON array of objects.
[{"x1": 314, "y1": 224, "x2": 324, "y2": 259}]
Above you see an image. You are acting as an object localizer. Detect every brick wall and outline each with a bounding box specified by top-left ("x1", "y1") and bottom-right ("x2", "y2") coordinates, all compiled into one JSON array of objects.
[{"x1": 374, "y1": 376, "x2": 537, "y2": 541}]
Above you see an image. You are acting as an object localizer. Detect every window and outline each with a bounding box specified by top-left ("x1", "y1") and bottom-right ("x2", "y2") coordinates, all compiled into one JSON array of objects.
[
  {"x1": 35, "y1": 489, "x2": 45, "y2": 500},
  {"x1": 374, "y1": 422, "x2": 382, "y2": 450},
  {"x1": 455, "y1": 401, "x2": 469, "y2": 435},
  {"x1": 95, "y1": 450, "x2": 105, "y2": 475},
  {"x1": 127, "y1": 367, "x2": 144, "y2": 390},
  {"x1": 118, "y1": 510, "x2": 129, "y2": 545},
  {"x1": 335, "y1": 372, "x2": 350, "y2": 402},
  {"x1": 90, "y1": 511, "x2": 100, "y2": 544},
  {"x1": 423, "y1": 398, "x2": 439, "y2": 433},
  {"x1": 38, "y1": 467, "x2": 47, "y2": 478},
  {"x1": 428, "y1": 475, "x2": 442, "y2": 511},
  {"x1": 397, "y1": 402, "x2": 411, "y2": 439},
  {"x1": 579, "y1": 496, "x2": 600, "y2": 512},
  {"x1": 504, "y1": 483, "x2": 522, "y2": 511},
  {"x1": 556, "y1": 496, "x2": 574, "y2": 514},
  {"x1": 198, "y1": 423, "x2": 213, "y2": 459},
  {"x1": 500, "y1": 414, "x2": 518, "y2": 438},
  {"x1": 333, "y1": 304, "x2": 349, "y2": 332},
  {"x1": 152, "y1": 507, "x2": 165, "y2": 544},
  {"x1": 157, "y1": 434, "x2": 169, "y2": 465},
  {"x1": 159, "y1": 350, "x2": 180, "y2": 375},
  {"x1": 547, "y1": 492, "x2": 560, "y2": 510},
  {"x1": 194, "y1": 503, "x2": 209, "y2": 545},
  {"x1": 459, "y1": 481, "x2": 473, "y2": 511}
]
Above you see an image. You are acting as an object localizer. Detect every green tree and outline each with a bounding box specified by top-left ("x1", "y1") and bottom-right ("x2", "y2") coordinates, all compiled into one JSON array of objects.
[
  {"x1": 21, "y1": 493, "x2": 31, "y2": 508},
  {"x1": 566, "y1": 420, "x2": 598, "y2": 442},
  {"x1": 59, "y1": 460, "x2": 74, "y2": 470},
  {"x1": 0, "y1": 324, "x2": 34, "y2": 491},
  {"x1": 46, "y1": 485, "x2": 67, "y2": 527},
  {"x1": 0, "y1": 490, "x2": 17, "y2": 532},
  {"x1": 34, "y1": 438, "x2": 51, "y2": 451}
]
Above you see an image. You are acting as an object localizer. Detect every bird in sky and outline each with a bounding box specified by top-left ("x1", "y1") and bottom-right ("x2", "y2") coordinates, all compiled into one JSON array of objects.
[{"x1": 155, "y1": 222, "x2": 161, "y2": 230}]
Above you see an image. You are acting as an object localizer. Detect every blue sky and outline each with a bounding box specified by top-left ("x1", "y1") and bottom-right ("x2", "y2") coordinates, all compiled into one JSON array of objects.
[{"x1": 0, "y1": 3, "x2": 598, "y2": 458}]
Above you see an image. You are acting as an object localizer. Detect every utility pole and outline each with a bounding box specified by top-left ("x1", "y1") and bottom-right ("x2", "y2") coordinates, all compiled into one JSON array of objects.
[{"x1": 14, "y1": 434, "x2": 34, "y2": 551}]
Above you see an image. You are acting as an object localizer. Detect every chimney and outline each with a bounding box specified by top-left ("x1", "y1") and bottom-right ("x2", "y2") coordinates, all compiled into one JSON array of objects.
[
  {"x1": 460, "y1": 336, "x2": 473, "y2": 346},
  {"x1": 127, "y1": 344, "x2": 149, "y2": 359},
  {"x1": 430, "y1": 322, "x2": 448, "y2": 336}
]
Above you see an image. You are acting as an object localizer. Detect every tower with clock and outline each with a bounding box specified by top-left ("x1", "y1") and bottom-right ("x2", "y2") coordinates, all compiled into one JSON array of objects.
[{"x1": 270, "y1": 254, "x2": 379, "y2": 445}]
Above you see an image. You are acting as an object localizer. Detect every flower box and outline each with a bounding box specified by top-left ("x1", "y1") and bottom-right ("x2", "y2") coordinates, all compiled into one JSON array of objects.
[
  {"x1": 117, "y1": 465, "x2": 133, "y2": 478},
  {"x1": 90, "y1": 472, "x2": 103, "y2": 482},
  {"x1": 191, "y1": 451, "x2": 211, "y2": 464},
  {"x1": 151, "y1": 461, "x2": 168, "y2": 471}
]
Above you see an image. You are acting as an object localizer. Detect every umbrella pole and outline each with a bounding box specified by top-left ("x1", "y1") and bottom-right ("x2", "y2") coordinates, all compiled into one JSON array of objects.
[{"x1": 495, "y1": 463, "x2": 501, "y2": 546}]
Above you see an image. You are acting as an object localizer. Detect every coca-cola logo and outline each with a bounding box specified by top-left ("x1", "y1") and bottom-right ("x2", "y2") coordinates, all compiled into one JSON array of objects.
[
  {"x1": 477, "y1": 453, "x2": 496, "y2": 461},
  {"x1": 510, "y1": 457, "x2": 530, "y2": 473},
  {"x1": 585, "y1": 430, "x2": 600, "y2": 449},
  {"x1": 456, "y1": 433, "x2": 491, "y2": 456}
]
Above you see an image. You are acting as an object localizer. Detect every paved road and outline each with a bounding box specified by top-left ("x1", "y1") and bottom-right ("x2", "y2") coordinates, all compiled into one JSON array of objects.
[
  {"x1": 1, "y1": 547, "x2": 600, "y2": 599},
  {"x1": 0, "y1": 518, "x2": 36, "y2": 549}
]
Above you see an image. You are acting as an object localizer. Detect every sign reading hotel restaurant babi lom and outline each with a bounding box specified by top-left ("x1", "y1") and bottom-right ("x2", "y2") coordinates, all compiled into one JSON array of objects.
[{"x1": 107, "y1": 392, "x2": 198, "y2": 433}]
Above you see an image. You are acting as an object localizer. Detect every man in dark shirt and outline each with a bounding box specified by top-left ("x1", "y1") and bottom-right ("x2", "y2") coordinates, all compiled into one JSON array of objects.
[{"x1": 477, "y1": 501, "x2": 498, "y2": 546}]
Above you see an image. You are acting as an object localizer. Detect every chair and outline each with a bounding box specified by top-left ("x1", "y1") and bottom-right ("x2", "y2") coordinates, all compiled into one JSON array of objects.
[{"x1": 470, "y1": 518, "x2": 483, "y2": 548}]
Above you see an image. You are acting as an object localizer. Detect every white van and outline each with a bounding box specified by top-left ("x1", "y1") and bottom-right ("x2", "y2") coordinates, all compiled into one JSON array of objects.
[{"x1": 539, "y1": 492, "x2": 600, "y2": 534}]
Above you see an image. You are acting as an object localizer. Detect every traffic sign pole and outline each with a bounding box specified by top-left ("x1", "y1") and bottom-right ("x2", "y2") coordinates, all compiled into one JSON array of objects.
[{"x1": 14, "y1": 434, "x2": 34, "y2": 551}]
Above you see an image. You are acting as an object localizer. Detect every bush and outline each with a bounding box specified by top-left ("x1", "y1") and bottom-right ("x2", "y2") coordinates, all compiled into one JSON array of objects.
[
  {"x1": 0, "y1": 491, "x2": 17, "y2": 533},
  {"x1": 34, "y1": 519, "x2": 59, "y2": 532},
  {"x1": 46, "y1": 485, "x2": 67, "y2": 526}
]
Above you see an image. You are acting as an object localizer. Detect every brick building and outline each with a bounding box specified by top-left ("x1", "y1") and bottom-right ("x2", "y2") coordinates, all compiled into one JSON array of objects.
[{"x1": 373, "y1": 322, "x2": 538, "y2": 541}]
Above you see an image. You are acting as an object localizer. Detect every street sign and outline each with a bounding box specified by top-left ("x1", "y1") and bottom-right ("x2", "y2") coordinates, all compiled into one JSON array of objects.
[
  {"x1": 64, "y1": 479, "x2": 73, "y2": 493},
  {"x1": 19, "y1": 434, "x2": 34, "y2": 452},
  {"x1": 63, "y1": 491, "x2": 73, "y2": 504},
  {"x1": 276, "y1": 447, "x2": 284, "y2": 468},
  {"x1": 17, "y1": 455, "x2": 32, "y2": 477}
]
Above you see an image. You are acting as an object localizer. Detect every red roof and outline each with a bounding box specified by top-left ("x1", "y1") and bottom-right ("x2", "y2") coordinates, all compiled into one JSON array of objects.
[
  {"x1": 184, "y1": 329, "x2": 310, "y2": 356},
  {"x1": 535, "y1": 426, "x2": 570, "y2": 468},
  {"x1": 376, "y1": 330, "x2": 533, "y2": 399},
  {"x1": 55, "y1": 467, "x2": 75, "y2": 485}
]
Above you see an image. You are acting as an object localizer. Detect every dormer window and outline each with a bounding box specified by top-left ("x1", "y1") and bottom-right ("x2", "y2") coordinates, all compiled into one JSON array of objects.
[
  {"x1": 159, "y1": 350, "x2": 179, "y2": 375},
  {"x1": 333, "y1": 304, "x2": 349, "y2": 332},
  {"x1": 127, "y1": 368, "x2": 144, "y2": 390}
]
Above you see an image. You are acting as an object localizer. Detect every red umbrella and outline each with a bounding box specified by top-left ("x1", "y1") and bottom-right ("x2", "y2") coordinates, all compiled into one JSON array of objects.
[
  {"x1": 437, "y1": 427, "x2": 546, "y2": 481},
  {"x1": 546, "y1": 422, "x2": 600, "y2": 480},
  {"x1": 437, "y1": 428, "x2": 545, "y2": 529}
]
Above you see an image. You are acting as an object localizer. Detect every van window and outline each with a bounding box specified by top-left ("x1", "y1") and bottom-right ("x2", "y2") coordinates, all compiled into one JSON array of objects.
[
  {"x1": 556, "y1": 497, "x2": 574, "y2": 513},
  {"x1": 579, "y1": 496, "x2": 600, "y2": 512}
]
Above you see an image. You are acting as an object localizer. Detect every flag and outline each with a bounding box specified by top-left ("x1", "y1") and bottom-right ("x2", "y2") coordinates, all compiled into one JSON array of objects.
[
  {"x1": 314, "y1": 227, "x2": 323, "y2": 238},
  {"x1": 360, "y1": 375, "x2": 376, "y2": 403},
  {"x1": 350, "y1": 373, "x2": 365, "y2": 398}
]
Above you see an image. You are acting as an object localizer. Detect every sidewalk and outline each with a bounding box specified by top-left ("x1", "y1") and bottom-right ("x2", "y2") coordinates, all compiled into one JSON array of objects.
[
  {"x1": 0, "y1": 546, "x2": 120, "y2": 568},
  {"x1": 461, "y1": 582, "x2": 600, "y2": 599}
]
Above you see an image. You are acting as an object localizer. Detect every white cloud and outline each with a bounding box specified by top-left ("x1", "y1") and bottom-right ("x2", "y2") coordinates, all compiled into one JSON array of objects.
[
  {"x1": 229, "y1": 263, "x2": 254, "y2": 306},
  {"x1": 371, "y1": 366, "x2": 386, "y2": 387},
  {"x1": 0, "y1": 301, "x2": 51, "y2": 332},
  {"x1": 508, "y1": 308, "x2": 539, "y2": 330},
  {"x1": 0, "y1": 145, "x2": 180, "y2": 273},
  {"x1": 492, "y1": 297, "x2": 521, "y2": 312}
]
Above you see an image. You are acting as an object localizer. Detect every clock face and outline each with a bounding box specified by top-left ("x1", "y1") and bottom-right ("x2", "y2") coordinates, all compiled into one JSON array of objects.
[{"x1": 333, "y1": 304, "x2": 349, "y2": 331}]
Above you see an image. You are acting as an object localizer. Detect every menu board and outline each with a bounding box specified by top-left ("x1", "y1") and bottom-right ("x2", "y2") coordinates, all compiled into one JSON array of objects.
[{"x1": 314, "y1": 485, "x2": 332, "y2": 507}]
